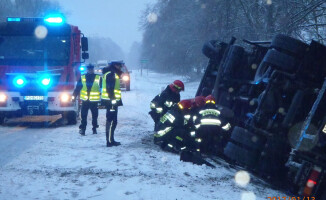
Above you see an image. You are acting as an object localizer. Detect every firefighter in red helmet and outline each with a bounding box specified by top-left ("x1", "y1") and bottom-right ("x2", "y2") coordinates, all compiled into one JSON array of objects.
[
  {"x1": 149, "y1": 80, "x2": 185, "y2": 131},
  {"x1": 154, "y1": 99, "x2": 193, "y2": 152}
]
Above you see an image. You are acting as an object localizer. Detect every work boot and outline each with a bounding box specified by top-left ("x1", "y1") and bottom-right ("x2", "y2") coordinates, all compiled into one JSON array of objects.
[
  {"x1": 79, "y1": 129, "x2": 85, "y2": 136},
  {"x1": 112, "y1": 141, "x2": 121, "y2": 146},
  {"x1": 106, "y1": 141, "x2": 114, "y2": 147},
  {"x1": 92, "y1": 129, "x2": 97, "y2": 134}
]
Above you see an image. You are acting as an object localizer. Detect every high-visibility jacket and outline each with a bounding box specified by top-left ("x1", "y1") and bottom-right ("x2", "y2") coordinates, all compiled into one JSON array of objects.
[
  {"x1": 80, "y1": 75, "x2": 101, "y2": 101},
  {"x1": 102, "y1": 71, "x2": 121, "y2": 100}
]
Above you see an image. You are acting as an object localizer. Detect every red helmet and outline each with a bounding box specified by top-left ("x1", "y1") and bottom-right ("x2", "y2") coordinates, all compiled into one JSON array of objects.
[
  {"x1": 194, "y1": 96, "x2": 206, "y2": 108},
  {"x1": 178, "y1": 99, "x2": 192, "y2": 110},
  {"x1": 169, "y1": 80, "x2": 184, "y2": 92},
  {"x1": 205, "y1": 95, "x2": 216, "y2": 104}
]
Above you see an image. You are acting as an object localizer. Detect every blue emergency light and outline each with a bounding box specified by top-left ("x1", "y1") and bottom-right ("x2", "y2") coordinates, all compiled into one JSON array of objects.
[
  {"x1": 44, "y1": 16, "x2": 64, "y2": 24},
  {"x1": 38, "y1": 75, "x2": 52, "y2": 88},
  {"x1": 7, "y1": 17, "x2": 21, "y2": 22},
  {"x1": 79, "y1": 66, "x2": 86, "y2": 72},
  {"x1": 13, "y1": 76, "x2": 27, "y2": 88}
]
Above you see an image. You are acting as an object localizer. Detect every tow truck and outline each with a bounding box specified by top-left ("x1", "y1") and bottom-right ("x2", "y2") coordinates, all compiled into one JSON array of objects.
[{"x1": 0, "y1": 16, "x2": 89, "y2": 125}]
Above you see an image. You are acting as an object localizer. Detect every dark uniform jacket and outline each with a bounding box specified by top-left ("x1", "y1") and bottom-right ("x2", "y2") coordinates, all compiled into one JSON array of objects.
[
  {"x1": 149, "y1": 86, "x2": 180, "y2": 122},
  {"x1": 103, "y1": 65, "x2": 123, "y2": 106}
]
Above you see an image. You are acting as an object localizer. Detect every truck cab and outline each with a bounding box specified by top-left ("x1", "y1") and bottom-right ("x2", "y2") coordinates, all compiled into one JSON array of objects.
[{"x1": 0, "y1": 17, "x2": 89, "y2": 124}]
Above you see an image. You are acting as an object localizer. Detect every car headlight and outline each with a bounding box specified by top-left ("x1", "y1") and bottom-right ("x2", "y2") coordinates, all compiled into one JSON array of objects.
[
  {"x1": 60, "y1": 93, "x2": 71, "y2": 103},
  {"x1": 122, "y1": 75, "x2": 129, "y2": 81},
  {"x1": 0, "y1": 93, "x2": 7, "y2": 102}
]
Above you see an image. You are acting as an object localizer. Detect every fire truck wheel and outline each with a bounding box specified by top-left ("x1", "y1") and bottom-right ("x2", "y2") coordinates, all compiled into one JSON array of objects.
[
  {"x1": 230, "y1": 126, "x2": 265, "y2": 151},
  {"x1": 65, "y1": 111, "x2": 77, "y2": 125},
  {"x1": 223, "y1": 142, "x2": 259, "y2": 168},
  {"x1": 271, "y1": 34, "x2": 308, "y2": 58}
]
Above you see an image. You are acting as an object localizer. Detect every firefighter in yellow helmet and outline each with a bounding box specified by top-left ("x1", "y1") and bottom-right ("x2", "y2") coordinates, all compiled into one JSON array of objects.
[
  {"x1": 73, "y1": 64, "x2": 101, "y2": 135},
  {"x1": 102, "y1": 61, "x2": 124, "y2": 147}
]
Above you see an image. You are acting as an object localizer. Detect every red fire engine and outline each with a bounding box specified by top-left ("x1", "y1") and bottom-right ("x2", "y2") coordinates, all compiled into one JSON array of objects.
[{"x1": 0, "y1": 16, "x2": 89, "y2": 124}]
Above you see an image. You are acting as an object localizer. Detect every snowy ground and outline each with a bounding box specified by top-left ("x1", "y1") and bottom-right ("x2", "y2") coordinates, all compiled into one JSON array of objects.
[{"x1": 0, "y1": 71, "x2": 285, "y2": 200}]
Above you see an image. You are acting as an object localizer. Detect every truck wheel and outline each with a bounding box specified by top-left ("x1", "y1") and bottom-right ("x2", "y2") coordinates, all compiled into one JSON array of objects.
[
  {"x1": 271, "y1": 34, "x2": 308, "y2": 57},
  {"x1": 254, "y1": 49, "x2": 296, "y2": 81},
  {"x1": 126, "y1": 82, "x2": 131, "y2": 91},
  {"x1": 263, "y1": 49, "x2": 297, "y2": 72},
  {"x1": 230, "y1": 127, "x2": 265, "y2": 151},
  {"x1": 65, "y1": 111, "x2": 77, "y2": 125},
  {"x1": 202, "y1": 40, "x2": 220, "y2": 59},
  {"x1": 224, "y1": 142, "x2": 259, "y2": 168}
]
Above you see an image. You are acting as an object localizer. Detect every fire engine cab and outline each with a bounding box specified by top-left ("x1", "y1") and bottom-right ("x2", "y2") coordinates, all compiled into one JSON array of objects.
[{"x1": 0, "y1": 16, "x2": 89, "y2": 124}]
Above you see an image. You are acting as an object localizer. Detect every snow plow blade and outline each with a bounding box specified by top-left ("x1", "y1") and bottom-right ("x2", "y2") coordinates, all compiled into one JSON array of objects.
[
  {"x1": 180, "y1": 151, "x2": 215, "y2": 168},
  {"x1": 6, "y1": 115, "x2": 62, "y2": 125}
]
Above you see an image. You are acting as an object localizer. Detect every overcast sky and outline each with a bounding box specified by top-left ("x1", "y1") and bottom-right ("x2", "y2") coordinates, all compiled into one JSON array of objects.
[{"x1": 55, "y1": 0, "x2": 155, "y2": 53}]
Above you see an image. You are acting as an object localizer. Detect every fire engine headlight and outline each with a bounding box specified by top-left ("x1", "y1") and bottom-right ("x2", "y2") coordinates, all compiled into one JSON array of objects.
[
  {"x1": 122, "y1": 75, "x2": 129, "y2": 81},
  {"x1": 0, "y1": 93, "x2": 7, "y2": 102},
  {"x1": 60, "y1": 93, "x2": 71, "y2": 102}
]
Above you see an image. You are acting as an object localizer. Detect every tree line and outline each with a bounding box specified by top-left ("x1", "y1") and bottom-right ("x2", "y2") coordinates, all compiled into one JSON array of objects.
[{"x1": 140, "y1": 0, "x2": 326, "y2": 77}]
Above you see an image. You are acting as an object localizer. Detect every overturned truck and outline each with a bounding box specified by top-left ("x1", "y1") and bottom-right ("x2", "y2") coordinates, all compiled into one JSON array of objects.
[{"x1": 198, "y1": 34, "x2": 326, "y2": 198}]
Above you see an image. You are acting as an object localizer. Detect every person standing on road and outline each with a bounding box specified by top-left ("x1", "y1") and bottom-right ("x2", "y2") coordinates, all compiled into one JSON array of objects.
[
  {"x1": 102, "y1": 61, "x2": 124, "y2": 147},
  {"x1": 149, "y1": 80, "x2": 184, "y2": 131},
  {"x1": 73, "y1": 64, "x2": 101, "y2": 135}
]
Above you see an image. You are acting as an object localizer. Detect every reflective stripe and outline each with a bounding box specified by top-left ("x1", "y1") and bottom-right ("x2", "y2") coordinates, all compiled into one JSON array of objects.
[
  {"x1": 150, "y1": 102, "x2": 156, "y2": 109},
  {"x1": 108, "y1": 121, "x2": 113, "y2": 143},
  {"x1": 200, "y1": 118, "x2": 221, "y2": 126},
  {"x1": 195, "y1": 138, "x2": 202, "y2": 143},
  {"x1": 195, "y1": 124, "x2": 201, "y2": 129},
  {"x1": 190, "y1": 131, "x2": 196, "y2": 137},
  {"x1": 193, "y1": 115, "x2": 197, "y2": 122},
  {"x1": 176, "y1": 136, "x2": 183, "y2": 141},
  {"x1": 164, "y1": 101, "x2": 174, "y2": 107},
  {"x1": 166, "y1": 113, "x2": 175, "y2": 123},
  {"x1": 181, "y1": 147, "x2": 186, "y2": 150},
  {"x1": 184, "y1": 115, "x2": 191, "y2": 120},
  {"x1": 156, "y1": 107, "x2": 163, "y2": 113},
  {"x1": 168, "y1": 144, "x2": 173, "y2": 148},
  {"x1": 222, "y1": 123, "x2": 232, "y2": 131},
  {"x1": 199, "y1": 109, "x2": 221, "y2": 117},
  {"x1": 157, "y1": 127, "x2": 172, "y2": 136}
]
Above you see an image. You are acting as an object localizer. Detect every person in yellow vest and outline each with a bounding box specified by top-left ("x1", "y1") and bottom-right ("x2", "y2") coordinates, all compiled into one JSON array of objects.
[
  {"x1": 102, "y1": 61, "x2": 123, "y2": 147},
  {"x1": 73, "y1": 64, "x2": 101, "y2": 135}
]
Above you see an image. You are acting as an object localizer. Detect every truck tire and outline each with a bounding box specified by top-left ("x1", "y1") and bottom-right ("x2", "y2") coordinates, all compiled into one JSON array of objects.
[
  {"x1": 263, "y1": 49, "x2": 297, "y2": 72},
  {"x1": 224, "y1": 142, "x2": 259, "y2": 168},
  {"x1": 202, "y1": 40, "x2": 220, "y2": 59},
  {"x1": 230, "y1": 127, "x2": 265, "y2": 151},
  {"x1": 254, "y1": 49, "x2": 296, "y2": 81},
  {"x1": 271, "y1": 34, "x2": 308, "y2": 57},
  {"x1": 65, "y1": 111, "x2": 77, "y2": 125}
]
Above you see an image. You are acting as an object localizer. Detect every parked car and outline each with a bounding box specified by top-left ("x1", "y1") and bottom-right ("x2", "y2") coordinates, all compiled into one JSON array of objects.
[{"x1": 120, "y1": 64, "x2": 131, "y2": 91}]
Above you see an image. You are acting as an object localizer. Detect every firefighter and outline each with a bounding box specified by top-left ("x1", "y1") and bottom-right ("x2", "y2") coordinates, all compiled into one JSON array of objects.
[
  {"x1": 73, "y1": 64, "x2": 101, "y2": 135},
  {"x1": 149, "y1": 80, "x2": 184, "y2": 131},
  {"x1": 154, "y1": 99, "x2": 197, "y2": 153},
  {"x1": 102, "y1": 61, "x2": 123, "y2": 147},
  {"x1": 192, "y1": 95, "x2": 233, "y2": 154}
]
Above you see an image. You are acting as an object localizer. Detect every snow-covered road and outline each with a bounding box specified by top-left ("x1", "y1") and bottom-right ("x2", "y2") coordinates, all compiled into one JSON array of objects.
[{"x1": 0, "y1": 71, "x2": 285, "y2": 200}]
